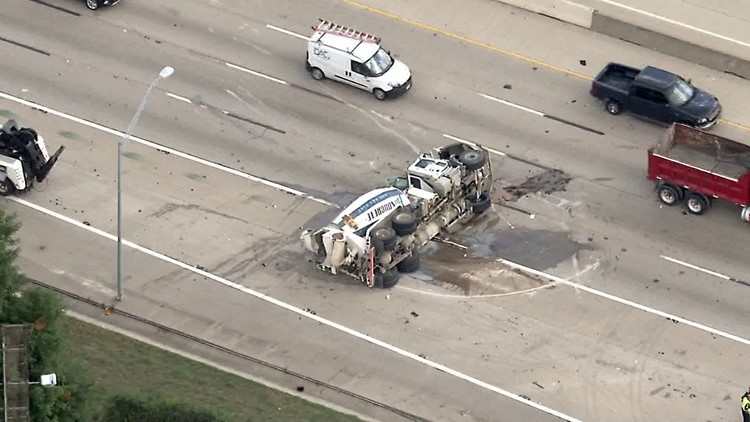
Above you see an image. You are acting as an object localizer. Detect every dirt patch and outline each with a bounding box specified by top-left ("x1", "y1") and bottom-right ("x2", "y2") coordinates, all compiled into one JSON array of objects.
[{"x1": 495, "y1": 169, "x2": 572, "y2": 202}]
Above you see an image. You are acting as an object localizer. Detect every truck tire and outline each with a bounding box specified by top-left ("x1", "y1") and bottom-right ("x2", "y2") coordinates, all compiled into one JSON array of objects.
[
  {"x1": 686, "y1": 192, "x2": 709, "y2": 215},
  {"x1": 311, "y1": 68, "x2": 325, "y2": 81},
  {"x1": 392, "y1": 210, "x2": 418, "y2": 235},
  {"x1": 372, "y1": 227, "x2": 397, "y2": 251},
  {"x1": 0, "y1": 178, "x2": 15, "y2": 196},
  {"x1": 469, "y1": 194, "x2": 491, "y2": 214},
  {"x1": 658, "y1": 184, "x2": 681, "y2": 206},
  {"x1": 605, "y1": 99, "x2": 622, "y2": 115},
  {"x1": 396, "y1": 253, "x2": 420, "y2": 273},
  {"x1": 458, "y1": 149, "x2": 487, "y2": 171},
  {"x1": 374, "y1": 268, "x2": 400, "y2": 288}
]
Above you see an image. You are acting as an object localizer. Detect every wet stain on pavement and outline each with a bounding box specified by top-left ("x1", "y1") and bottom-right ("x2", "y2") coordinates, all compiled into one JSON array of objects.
[
  {"x1": 460, "y1": 228, "x2": 591, "y2": 270},
  {"x1": 497, "y1": 169, "x2": 572, "y2": 202}
]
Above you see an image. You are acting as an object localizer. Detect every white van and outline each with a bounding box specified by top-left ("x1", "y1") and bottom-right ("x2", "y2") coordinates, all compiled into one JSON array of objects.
[{"x1": 306, "y1": 19, "x2": 412, "y2": 100}]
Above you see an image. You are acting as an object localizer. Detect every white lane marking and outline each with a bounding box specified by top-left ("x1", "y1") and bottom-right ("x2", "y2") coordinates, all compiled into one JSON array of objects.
[
  {"x1": 370, "y1": 110, "x2": 392, "y2": 121},
  {"x1": 594, "y1": 0, "x2": 750, "y2": 49},
  {"x1": 493, "y1": 254, "x2": 750, "y2": 346},
  {"x1": 7, "y1": 196, "x2": 582, "y2": 422},
  {"x1": 0, "y1": 91, "x2": 336, "y2": 208},
  {"x1": 660, "y1": 255, "x2": 731, "y2": 280},
  {"x1": 226, "y1": 62, "x2": 288, "y2": 85},
  {"x1": 165, "y1": 92, "x2": 192, "y2": 104},
  {"x1": 442, "y1": 133, "x2": 507, "y2": 156},
  {"x1": 479, "y1": 93, "x2": 545, "y2": 117},
  {"x1": 266, "y1": 24, "x2": 309, "y2": 41}
]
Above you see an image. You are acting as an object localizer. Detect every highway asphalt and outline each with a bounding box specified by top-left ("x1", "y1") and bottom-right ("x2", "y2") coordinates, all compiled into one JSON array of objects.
[{"x1": 1, "y1": 0, "x2": 749, "y2": 421}]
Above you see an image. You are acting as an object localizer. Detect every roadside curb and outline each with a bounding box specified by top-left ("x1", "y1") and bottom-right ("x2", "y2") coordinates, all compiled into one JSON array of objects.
[{"x1": 490, "y1": 0, "x2": 750, "y2": 80}]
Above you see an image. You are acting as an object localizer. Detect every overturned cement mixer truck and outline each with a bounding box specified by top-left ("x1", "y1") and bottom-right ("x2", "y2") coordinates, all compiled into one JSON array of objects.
[{"x1": 301, "y1": 142, "x2": 493, "y2": 288}]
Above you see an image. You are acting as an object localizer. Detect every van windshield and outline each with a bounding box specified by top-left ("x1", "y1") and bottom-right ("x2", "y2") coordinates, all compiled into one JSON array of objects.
[
  {"x1": 665, "y1": 79, "x2": 695, "y2": 106},
  {"x1": 364, "y1": 48, "x2": 394, "y2": 77}
]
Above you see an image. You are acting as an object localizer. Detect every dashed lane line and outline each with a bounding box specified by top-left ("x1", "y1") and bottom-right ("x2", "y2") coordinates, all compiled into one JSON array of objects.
[
  {"x1": 266, "y1": 24, "x2": 309, "y2": 41},
  {"x1": 661, "y1": 255, "x2": 750, "y2": 287},
  {"x1": 226, "y1": 62, "x2": 287, "y2": 85},
  {"x1": 6, "y1": 195, "x2": 583, "y2": 422},
  {"x1": 0, "y1": 91, "x2": 336, "y2": 207}
]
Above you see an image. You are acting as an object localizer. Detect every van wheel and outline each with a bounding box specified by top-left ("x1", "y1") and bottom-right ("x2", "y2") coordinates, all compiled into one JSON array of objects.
[
  {"x1": 686, "y1": 193, "x2": 709, "y2": 215},
  {"x1": 605, "y1": 99, "x2": 622, "y2": 115},
  {"x1": 311, "y1": 68, "x2": 324, "y2": 81},
  {"x1": 86, "y1": 0, "x2": 98, "y2": 10},
  {"x1": 0, "y1": 178, "x2": 15, "y2": 196},
  {"x1": 373, "y1": 88, "x2": 386, "y2": 101}
]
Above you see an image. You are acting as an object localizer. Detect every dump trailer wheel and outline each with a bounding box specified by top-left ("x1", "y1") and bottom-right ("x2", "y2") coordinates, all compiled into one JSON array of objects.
[
  {"x1": 372, "y1": 227, "x2": 397, "y2": 251},
  {"x1": 392, "y1": 210, "x2": 418, "y2": 235},
  {"x1": 457, "y1": 149, "x2": 487, "y2": 171},
  {"x1": 686, "y1": 192, "x2": 709, "y2": 215},
  {"x1": 658, "y1": 184, "x2": 681, "y2": 206},
  {"x1": 742, "y1": 206, "x2": 750, "y2": 223},
  {"x1": 396, "y1": 253, "x2": 420, "y2": 273},
  {"x1": 0, "y1": 178, "x2": 15, "y2": 197},
  {"x1": 374, "y1": 268, "x2": 400, "y2": 288},
  {"x1": 469, "y1": 194, "x2": 491, "y2": 214}
]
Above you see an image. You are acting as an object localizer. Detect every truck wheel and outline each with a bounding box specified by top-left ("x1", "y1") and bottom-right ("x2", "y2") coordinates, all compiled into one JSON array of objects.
[
  {"x1": 373, "y1": 88, "x2": 386, "y2": 101},
  {"x1": 458, "y1": 149, "x2": 487, "y2": 171},
  {"x1": 311, "y1": 68, "x2": 325, "y2": 81},
  {"x1": 605, "y1": 99, "x2": 622, "y2": 115},
  {"x1": 658, "y1": 184, "x2": 681, "y2": 206},
  {"x1": 374, "y1": 268, "x2": 400, "y2": 288},
  {"x1": 372, "y1": 227, "x2": 397, "y2": 251},
  {"x1": 0, "y1": 178, "x2": 15, "y2": 196},
  {"x1": 469, "y1": 194, "x2": 491, "y2": 214},
  {"x1": 741, "y1": 206, "x2": 750, "y2": 223},
  {"x1": 392, "y1": 210, "x2": 418, "y2": 235},
  {"x1": 686, "y1": 193, "x2": 709, "y2": 215},
  {"x1": 396, "y1": 253, "x2": 420, "y2": 273}
]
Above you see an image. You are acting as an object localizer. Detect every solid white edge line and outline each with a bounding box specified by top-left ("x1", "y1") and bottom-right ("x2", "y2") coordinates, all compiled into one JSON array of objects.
[
  {"x1": 479, "y1": 93, "x2": 545, "y2": 117},
  {"x1": 660, "y1": 255, "x2": 731, "y2": 280},
  {"x1": 7, "y1": 195, "x2": 582, "y2": 422},
  {"x1": 493, "y1": 255, "x2": 750, "y2": 346},
  {"x1": 594, "y1": 0, "x2": 750, "y2": 49},
  {"x1": 442, "y1": 134, "x2": 507, "y2": 156},
  {"x1": 165, "y1": 92, "x2": 192, "y2": 104},
  {"x1": 266, "y1": 24, "x2": 310, "y2": 41},
  {"x1": 0, "y1": 91, "x2": 336, "y2": 208},
  {"x1": 225, "y1": 62, "x2": 288, "y2": 85}
]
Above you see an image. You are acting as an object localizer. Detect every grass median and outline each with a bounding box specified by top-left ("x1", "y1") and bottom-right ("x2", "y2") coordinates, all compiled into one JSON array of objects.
[{"x1": 63, "y1": 316, "x2": 364, "y2": 422}]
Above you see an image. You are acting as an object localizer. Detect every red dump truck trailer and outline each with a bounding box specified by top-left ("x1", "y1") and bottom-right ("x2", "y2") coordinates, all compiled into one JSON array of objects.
[{"x1": 647, "y1": 123, "x2": 750, "y2": 223}]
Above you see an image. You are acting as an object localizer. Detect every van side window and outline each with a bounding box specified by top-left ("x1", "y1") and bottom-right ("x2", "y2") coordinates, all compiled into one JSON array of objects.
[{"x1": 351, "y1": 61, "x2": 369, "y2": 76}]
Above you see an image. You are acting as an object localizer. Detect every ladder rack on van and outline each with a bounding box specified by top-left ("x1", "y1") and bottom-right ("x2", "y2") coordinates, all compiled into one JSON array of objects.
[{"x1": 313, "y1": 19, "x2": 381, "y2": 44}]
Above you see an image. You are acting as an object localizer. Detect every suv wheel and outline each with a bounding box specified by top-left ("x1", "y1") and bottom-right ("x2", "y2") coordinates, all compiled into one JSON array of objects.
[{"x1": 86, "y1": 0, "x2": 99, "y2": 10}]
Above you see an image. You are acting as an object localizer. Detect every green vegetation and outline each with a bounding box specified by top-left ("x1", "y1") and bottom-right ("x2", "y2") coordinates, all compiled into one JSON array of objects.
[{"x1": 0, "y1": 207, "x2": 363, "y2": 421}]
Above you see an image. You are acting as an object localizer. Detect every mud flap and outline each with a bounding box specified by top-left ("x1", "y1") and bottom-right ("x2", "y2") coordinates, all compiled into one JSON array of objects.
[{"x1": 35, "y1": 146, "x2": 64, "y2": 183}]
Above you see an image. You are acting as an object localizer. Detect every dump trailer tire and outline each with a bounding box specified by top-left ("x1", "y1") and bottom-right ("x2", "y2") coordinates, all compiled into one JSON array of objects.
[
  {"x1": 392, "y1": 210, "x2": 418, "y2": 235},
  {"x1": 658, "y1": 184, "x2": 680, "y2": 206},
  {"x1": 469, "y1": 194, "x2": 491, "y2": 214},
  {"x1": 396, "y1": 253, "x2": 420, "y2": 273},
  {"x1": 0, "y1": 178, "x2": 15, "y2": 197},
  {"x1": 458, "y1": 149, "x2": 487, "y2": 171},
  {"x1": 372, "y1": 227, "x2": 397, "y2": 251},
  {"x1": 374, "y1": 268, "x2": 400, "y2": 288},
  {"x1": 686, "y1": 192, "x2": 709, "y2": 215}
]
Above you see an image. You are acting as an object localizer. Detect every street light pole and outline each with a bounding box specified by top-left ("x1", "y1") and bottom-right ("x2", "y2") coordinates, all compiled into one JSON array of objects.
[{"x1": 117, "y1": 66, "x2": 174, "y2": 301}]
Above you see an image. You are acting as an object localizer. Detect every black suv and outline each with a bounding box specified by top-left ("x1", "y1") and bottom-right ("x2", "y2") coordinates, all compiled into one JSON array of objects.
[{"x1": 85, "y1": 0, "x2": 120, "y2": 10}]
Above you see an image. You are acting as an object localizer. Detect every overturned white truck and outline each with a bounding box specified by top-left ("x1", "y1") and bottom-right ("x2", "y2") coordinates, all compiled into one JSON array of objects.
[
  {"x1": 0, "y1": 119, "x2": 64, "y2": 196},
  {"x1": 301, "y1": 142, "x2": 493, "y2": 288}
]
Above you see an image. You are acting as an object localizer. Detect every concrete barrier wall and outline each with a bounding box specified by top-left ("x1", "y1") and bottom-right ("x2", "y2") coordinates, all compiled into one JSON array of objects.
[
  {"x1": 492, "y1": 0, "x2": 594, "y2": 28},
  {"x1": 590, "y1": 13, "x2": 750, "y2": 80}
]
